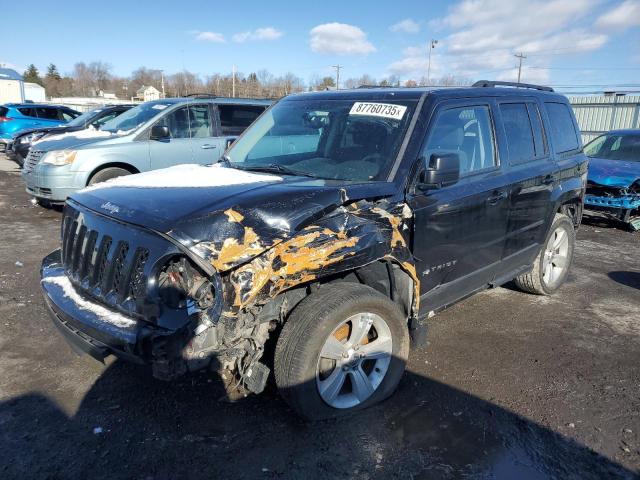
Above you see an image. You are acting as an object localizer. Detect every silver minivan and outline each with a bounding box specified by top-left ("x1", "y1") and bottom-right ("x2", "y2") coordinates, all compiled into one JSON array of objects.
[{"x1": 21, "y1": 97, "x2": 271, "y2": 204}]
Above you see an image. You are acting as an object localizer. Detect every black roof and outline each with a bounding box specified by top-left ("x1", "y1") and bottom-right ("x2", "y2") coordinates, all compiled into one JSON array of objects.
[{"x1": 288, "y1": 84, "x2": 567, "y2": 103}]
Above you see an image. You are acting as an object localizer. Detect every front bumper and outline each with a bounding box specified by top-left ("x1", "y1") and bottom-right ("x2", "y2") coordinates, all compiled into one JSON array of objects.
[
  {"x1": 585, "y1": 194, "x2": 640, "y2": 211},
  {"x1": 41, "y1": 249, "x2": 151, "y2": 364},
  {"x1": 22, "y1": 164, "x2": 86, "y2": 202}
]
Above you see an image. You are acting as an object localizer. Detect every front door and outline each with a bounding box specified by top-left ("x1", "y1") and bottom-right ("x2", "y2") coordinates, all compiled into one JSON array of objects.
[
  {"x1": 149, "y1": 105, "x2": 194, "y2": 169},
  {"x1": 189, "y1": 103, "x2": 225, "y2": 164},
  {"x1": 407, "y1": 101, "x2": 511, "y2": 314}
]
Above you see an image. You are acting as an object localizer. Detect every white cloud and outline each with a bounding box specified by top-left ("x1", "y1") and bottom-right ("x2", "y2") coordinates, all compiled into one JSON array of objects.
[
  {"x1": 390, "y1": 19, "x2": 420, "y2": 34},
  {"x1": 194, "y1": 31, "x2": 226, "y2": 43},
  {"x1": 310, "y1": 23, "x2": 376, "y2": 55},
  {"x1": 232, "y1": 27, "x2": 283, "y2": 43},
  {"x1": 595, "y1": 0, "x2": 640, "y2": 31},
  {"x1": 387, "y1": 0, "x2": 611, "y2": 83}
]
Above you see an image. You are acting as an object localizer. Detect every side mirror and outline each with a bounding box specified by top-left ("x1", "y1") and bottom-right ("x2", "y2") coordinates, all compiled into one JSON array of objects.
[
  {"x1": 150, "y1": 125, "x2": 170, "y2": 140},
  {"x1": 418, "y1": 153, "x2": 460, "y2": 189}
]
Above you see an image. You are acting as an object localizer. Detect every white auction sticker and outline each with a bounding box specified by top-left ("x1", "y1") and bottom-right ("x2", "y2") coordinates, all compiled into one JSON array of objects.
[{"x1": 349, "y1": 102, "x2": 407, "y2": 120}]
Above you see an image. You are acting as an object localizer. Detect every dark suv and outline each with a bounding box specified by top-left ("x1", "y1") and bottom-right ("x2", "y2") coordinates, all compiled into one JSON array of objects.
[{"x1": 40, "y1": 81, "x2": 586, "y2": 419}]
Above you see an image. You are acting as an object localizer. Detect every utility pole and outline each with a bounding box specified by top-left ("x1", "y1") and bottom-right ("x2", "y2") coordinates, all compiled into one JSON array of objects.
[
  {"x1": 332, "y1": 64, "x2": 342, "y2": 90},
  {"x1": 232, "y1": 64, "x2": 236, "y2": 98},
  {"x1": 515, "y1": 52, "x2": 526, "y2": 83},
  {"x1": 427, "y1": 39, "x2": 438, "y2": 86},
  {"x1": 160, "y1": 70, "x2": 165, "y2": 98}
]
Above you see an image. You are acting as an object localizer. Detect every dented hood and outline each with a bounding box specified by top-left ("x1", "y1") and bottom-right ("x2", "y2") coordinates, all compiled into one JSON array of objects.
[
  {"x1": 70, "y1": 164, "x2": 396, "y2": 271},
  {"x1": 588, "y1": 157, "x2": 640, "y2": 188}
]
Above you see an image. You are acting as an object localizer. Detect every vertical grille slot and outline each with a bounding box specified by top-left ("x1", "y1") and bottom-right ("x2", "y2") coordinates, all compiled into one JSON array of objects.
[
  {"x1": 129, "y1": 248, "x2": 150, "y2": 301},
  {"x1": 71, "y1": 225, "x2": 87, "y2": 275},
  {"x1": 61, "y1": 216, "x2": 72, "y2": 263},
  {"x1": 63, "y1": 220, "x2": 78, "y2": 270},
  {"x1": 93, "y1": 236, "x2": 112, "y2": 288},
  {"x1": 110, "y1": 242, "x2": 130, "y2": 296},
  {"x1": 79, "y1": 230, "x2": 98, "y2": 281}
]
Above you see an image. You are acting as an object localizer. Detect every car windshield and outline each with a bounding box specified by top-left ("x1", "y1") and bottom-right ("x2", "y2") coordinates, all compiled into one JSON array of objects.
[
  {"x1": 225, "y1": 97, "x2": 417, "y2": 181},
  {"x1": 100, "y1": 101, "x2": 175, "y2": 134},
  {"x1": 65, "y1": 108, "x2": 105, "y2": 128},
  {"x1": 584, "y1": 133, "x2": 640, "y2": 162}
]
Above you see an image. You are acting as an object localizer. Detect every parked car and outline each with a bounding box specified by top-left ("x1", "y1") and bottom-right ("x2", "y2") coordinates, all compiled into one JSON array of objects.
[
  {"x1": 40, "y1": 81, "x2": 586, "y2": 419},
  {"x1": 21, "y1": 97, "x2": 270, "y2": 205},
  {"x1": 0, "y1": 103, "x2": 80, "y2": 151},
  {"x1": 8, "y1": 104, "x2": 134, "y2": 166},
  {"x1": 583, "y1": 129, "x2": 640, "y2": 231}
]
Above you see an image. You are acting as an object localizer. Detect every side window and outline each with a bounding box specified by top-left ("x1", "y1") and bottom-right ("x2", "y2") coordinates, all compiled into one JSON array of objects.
[
  {"x1": 219, "y1": 105, "x2": 265, "y2": 135},
  {"x1": 545, "y1": 102, "x2": 580, "y2": 153},
  {"x1": 188, "y1": 104, "x2": 214, "y2": 138},
  {"x1": 60, "y1": 109, "x2": 78, "y2": 121},
  {"x1": 155, "y1": 107, "x2": 190, "y2": 139},
  {"x1": 17, "y1": 108, "x2": 37, "y2": 118},
  {"x1": 92, "y1": 112, "x2": 119, "y2": 128},
  {"x1": 527, "y1": 103, "x2": 548, "y2": 157},
  {"x1": 499, "y1": 103, "x2": 535, "y2": 164},
  {"x1": 424, "y1": 105, "x2": 496, "y2": 175},
  {"x1": 36, "y1": 107, "x2": 61, "y2": 120}
]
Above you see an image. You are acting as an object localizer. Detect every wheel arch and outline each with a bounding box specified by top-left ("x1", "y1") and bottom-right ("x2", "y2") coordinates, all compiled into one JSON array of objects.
[{"x1": 87, "y1": 162, "x2": 140, "y2": 185}]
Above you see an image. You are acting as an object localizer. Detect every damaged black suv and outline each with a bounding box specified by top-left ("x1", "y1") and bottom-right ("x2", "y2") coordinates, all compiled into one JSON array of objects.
[{"x1": 41, "y1": 81, "x2": 587, "y2": 419}]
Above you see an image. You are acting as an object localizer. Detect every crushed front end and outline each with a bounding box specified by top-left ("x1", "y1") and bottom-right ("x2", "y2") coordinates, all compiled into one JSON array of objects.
[
  {"x1": 41, "y1": 200, "x2": 274, "y2": 394},
  {"x1": 585, "y1": 182, "x2": 640, "y2": 230}
]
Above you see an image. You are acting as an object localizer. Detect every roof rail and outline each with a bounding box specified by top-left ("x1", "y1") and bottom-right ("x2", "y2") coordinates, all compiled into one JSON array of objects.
[
  {"x1": 183, "y1": 93, "x2": 219, "y2": 98},
  {"x1": 472, "y1": 80, "x2": 554, "y2": 92}
]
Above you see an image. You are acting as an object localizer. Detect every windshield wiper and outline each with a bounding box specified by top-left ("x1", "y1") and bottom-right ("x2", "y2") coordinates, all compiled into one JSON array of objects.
[{"x1": 237, "y1": 164, "x2": 319, "y2": 179}]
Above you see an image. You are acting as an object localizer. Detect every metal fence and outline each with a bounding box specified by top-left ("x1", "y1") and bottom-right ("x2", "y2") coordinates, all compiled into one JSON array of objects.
[{"x1": 568, "y1": 95, "x2": 640, "y2": 144}]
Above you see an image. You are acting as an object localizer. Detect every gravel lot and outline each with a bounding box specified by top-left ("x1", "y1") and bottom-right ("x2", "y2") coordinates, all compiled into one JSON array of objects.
[{"x1": 0, "y1": 153, "x2": 638, "y2": 479}]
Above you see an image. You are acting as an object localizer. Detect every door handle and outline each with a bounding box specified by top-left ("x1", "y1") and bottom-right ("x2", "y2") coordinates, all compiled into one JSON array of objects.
[
  {"x1": 200, "y1": 144, "x2": 217, "y2": 149},
  {"x1": 487, "y1": 190, "x2": 508, "y2": 205},
  {"x1": 542, "y1": 175, "x2": 555, "y2": 185}
]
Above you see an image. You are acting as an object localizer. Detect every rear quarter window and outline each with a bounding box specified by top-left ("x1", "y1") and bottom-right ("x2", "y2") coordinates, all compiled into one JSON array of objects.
[
  {"x1": 0, "y1": 107, "x2": 8, "y2": 117},
  {"x1": 545, "y1": 102, "x2": 580, "y2": 153}
]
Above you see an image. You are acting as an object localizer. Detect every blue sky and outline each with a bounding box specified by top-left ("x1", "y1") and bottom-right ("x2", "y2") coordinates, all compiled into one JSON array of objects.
[{"x1": 2, "y1": 0, "x2": 639, "y2": 91}]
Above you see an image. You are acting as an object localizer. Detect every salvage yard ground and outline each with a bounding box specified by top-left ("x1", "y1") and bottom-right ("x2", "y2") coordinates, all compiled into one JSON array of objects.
[{"x1": 0, "y1": 154, "x2": 638, "y2": 479}]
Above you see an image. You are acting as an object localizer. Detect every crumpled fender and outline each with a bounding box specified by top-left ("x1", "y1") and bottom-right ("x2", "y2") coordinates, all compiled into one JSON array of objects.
[{"x1": 217, "y1": 200, "x2": 420, "y2": 317}]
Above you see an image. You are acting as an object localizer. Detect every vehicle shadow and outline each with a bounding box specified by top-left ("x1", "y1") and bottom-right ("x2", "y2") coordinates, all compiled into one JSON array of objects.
[
  {"x1": 0, "y1": 359, "x2": 635, "y2": 479},
  {"x1": 582, "y1": 212, "x2": 630, "y2": 232},
  {"x1": 608, "y1": 271, "x2": 640, "y2": 290}
]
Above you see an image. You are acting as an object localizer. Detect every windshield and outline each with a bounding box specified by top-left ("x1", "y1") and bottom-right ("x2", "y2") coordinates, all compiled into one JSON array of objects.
[
  {"x1": 100, "y1": 101, "x2": 175, "y2": 133},
  {"x1": 66, "y1": 108, "x2": 105, "y2": 128},
  {"x1": 225, "y1": 97, "x2": 417, "y2": 181},
  {"x1": 584, "y1": 133, "x2": 640, "y2": 162}
]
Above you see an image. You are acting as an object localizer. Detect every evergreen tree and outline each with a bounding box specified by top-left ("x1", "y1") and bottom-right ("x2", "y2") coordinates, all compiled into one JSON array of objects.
[
  {"x1": 23, "y1": 64, "x2": 43, "y2": 85},
  {"x1": 46, "y1": 63, "x2": 61, "y2": 81}
]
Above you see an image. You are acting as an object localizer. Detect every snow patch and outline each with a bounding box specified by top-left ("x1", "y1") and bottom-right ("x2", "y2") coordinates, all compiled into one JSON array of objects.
[
  {"x1": 41, "y1": 275, "x2": 137, "y2": 328},
  {"x1": 34, "y1": 128, "x2": 113, "y2": 144},
  {"x1": 84, "y1": 163, "x2": 282, "y2": 190}
]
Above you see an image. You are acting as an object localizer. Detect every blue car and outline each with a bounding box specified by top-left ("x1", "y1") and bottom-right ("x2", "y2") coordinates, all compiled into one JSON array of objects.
[
  {"x1": 584, "y1": 129, "x2": 640, "y2": 230},
  {"x1": 0, "y1": 103, "x2": 81, "y2": 151}
]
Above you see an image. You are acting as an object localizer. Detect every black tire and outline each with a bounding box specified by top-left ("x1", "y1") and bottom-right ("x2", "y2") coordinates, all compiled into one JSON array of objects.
[
  {"x1": 88, "y1": 167, "x2": 132, "y2": 186},
  {"x1": 274, "y1": 283, "x2": 410, "y2": 420},
  {"x1": 514, "y1": 213, "x2": 575, "y2": 295}
]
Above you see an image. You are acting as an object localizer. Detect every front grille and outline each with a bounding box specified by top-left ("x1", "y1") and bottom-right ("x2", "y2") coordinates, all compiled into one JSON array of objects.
[
  {"x1": 23, "y1": 149, "x2": 44, "y2": 173},
  {"x1": 61, "y1": 212, "x2": 150, "y2": 316}
]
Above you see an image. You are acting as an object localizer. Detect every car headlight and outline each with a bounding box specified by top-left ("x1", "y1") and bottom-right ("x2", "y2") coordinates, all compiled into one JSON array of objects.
[{"x1": 42, "y1": 150, "x2": 77, "y2": 166}]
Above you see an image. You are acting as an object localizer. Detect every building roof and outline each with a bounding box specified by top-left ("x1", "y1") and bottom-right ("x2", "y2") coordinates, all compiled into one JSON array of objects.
[
  {"x1": 136, "y1": 85, "x2": 160, "y2": 95},
  {"x1": 0, "y1": 68, "x2": 23, "y2": 81},
  {"x1": 24, "y1": 82, "x2": 45, "y2": 89}
]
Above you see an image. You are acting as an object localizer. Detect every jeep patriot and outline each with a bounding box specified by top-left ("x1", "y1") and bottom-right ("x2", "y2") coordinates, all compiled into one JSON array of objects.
[{"x1": 41, "y1": 81, "x2": 587, "y2": 419}]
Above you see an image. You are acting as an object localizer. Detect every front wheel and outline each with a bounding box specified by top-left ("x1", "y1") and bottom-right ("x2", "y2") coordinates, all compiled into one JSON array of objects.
[
  {"x1": 274, "y1": 283, "x2": 410, "y2": 420},
  {"x1": 514, "y1": 213, "x2": 575, "y2": 295},
  {"x1": 88, "y1": 167, "x2": 132, "y2": 186}
]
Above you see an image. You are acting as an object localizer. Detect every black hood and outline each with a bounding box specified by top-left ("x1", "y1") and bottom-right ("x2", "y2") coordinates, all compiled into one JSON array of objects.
[
  {"x1": 16, "y1": 125, "x2": 82, "y2": 139},
  {"x1": 70, "y1": 165, "x2": 396, "y2": 270}
]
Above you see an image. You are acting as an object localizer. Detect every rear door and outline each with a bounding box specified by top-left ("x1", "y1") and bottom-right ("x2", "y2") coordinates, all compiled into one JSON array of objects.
[
  {"x1": 148, "y1": 105, "x2": 194, "y2": 169},
  {"x1": 189, "y1": 103, "x2": 224, "y2": 164},
  {"x1": 408, "y1": 99, "x2": 511, "y2": 312},
  {"x1": 497, "y1": 99, "x2": 557, "y2": 275}
]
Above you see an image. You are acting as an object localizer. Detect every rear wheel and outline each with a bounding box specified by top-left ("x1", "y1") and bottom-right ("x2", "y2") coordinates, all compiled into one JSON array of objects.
[
  {"x1": 274, "y1": 283, "x2": 409, "y2": 420},
  {"x1": 514, "y1": 213, "x2": 575, "y2": 295},
  {"x1": 88, "y1": 167, "x2": 132, "y2": 186}
]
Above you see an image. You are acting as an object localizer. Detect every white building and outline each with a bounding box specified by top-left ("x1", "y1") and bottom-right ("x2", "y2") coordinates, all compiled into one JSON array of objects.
[
  {"x1": 0, "y1": 68, "x2": 25, "y2": 103},
  {"x1": 134, "y1": 85, "x2": 160, "y2": 102},
  {"x1": 24, "y1": 82, "x2": 46, "y2": 102}
]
